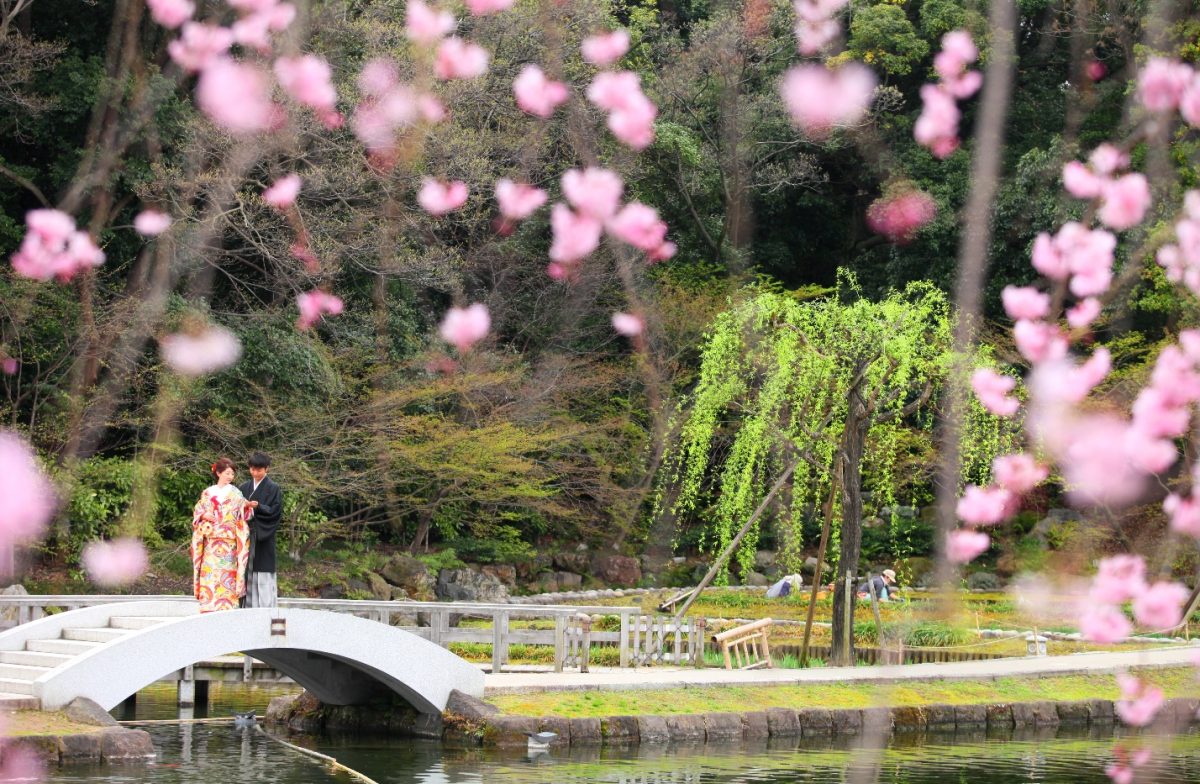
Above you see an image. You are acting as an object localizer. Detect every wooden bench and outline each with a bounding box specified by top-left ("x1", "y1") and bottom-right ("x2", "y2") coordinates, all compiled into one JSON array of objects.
[{"x1": 713, "y1": 617, "x2": 773, "y2": 669}]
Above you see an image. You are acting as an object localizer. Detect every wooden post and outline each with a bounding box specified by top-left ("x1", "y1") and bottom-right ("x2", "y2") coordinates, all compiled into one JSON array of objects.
[
  {"x1": 842, "y1": 574, "x2": 853, "y2": 666},
  {"x1": 867, "y1": 575, "x2": 883, "y2": 654},
  {"x1": 800, "y1": 472, "x2": 840, "y2": 667},
  {"x1": 553, "y1": 613, "x2": 566, "y2": 673},
  {"x1": 619, "y1": 612, "x2": 630, "y2": 668},
  {"x1": 695, "y1": 617, "x2": 706, "y2": 668},
  {"x1": 580, "y1": 614, "x2": 591, "y2": 673}
]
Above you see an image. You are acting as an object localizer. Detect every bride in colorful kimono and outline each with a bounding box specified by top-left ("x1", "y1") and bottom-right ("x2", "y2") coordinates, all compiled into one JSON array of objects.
[{"x1": 191, "y1": 457, "x2": 250, "y2": 613}]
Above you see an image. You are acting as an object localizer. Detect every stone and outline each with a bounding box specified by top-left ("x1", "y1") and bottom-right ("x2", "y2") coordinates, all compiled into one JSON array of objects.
[
  {"x1": 380, "y1": 555, "x2": 437, "y2": 601},
  {"x1": 601, "y1": 715, "x2": 640, "y2": 744},
  {"x1": 636, "y1": 715, "x2": 670, "y2": 744},
  {"x1": 10, "y1": 736, "x2": 59, "y2": 765},
  {"x1": 966, "y1": 572, "x2": 1001, "y2": 591},
  {"x1": 924, "y1": 704, "x2": 956, "y2": 729},
  {"x1": 665, "y1": 714, "x2": 707, "y2": 742},
  {"x1": 99, "y1": 728, "x2": 155, "y2": 761},
  {"x1": 801, "y1": 557, "x2": 830, "y2": 576},
  {"x1": 796, "y1": 708, "x2": 834, "y2": 735},
  {"x1": 754, "y1": 550, "x2": 777, "y2": 570},
  {"x1": 481, "y1": 564, "x2": 517, "y2": 588},
  {"x1": 890, "y1": 706, "x2": 926, "y2": 731},
  {"x1": 954, "y1": 704, "x2": 987, "y2": 727},
  {"x1": 568, "y1": 717, "x2": 602, "y2": 745},
  {"x1": 436, "y1": 567, "x2": 509, "y2": 603},
  {"x1": 445, "y1": 689, "x2": 499, "y2": 721},
  {"x1": 57, "y1": 732, "x2": 102, "y2": 762},
  {"x1": 538, "y1": 716, "x2": 571, "y2": 747},
  {"x1": 745, "y1": 571, "x2": 770, "y2": 587},
  {"x1": 484, "y1": 715, "x2": 538, "y2": 747},
  {"x1": 65, "y1": 697, "x2": 119, "y2": 727},
  {"x1": 766, "y1": 707, "x2": 801, "y2": 737},
  {"x1": 0, "y1": 585, "x2": 27, "y2": 626},
  {"x1": 1055, "y1": 701, "x2": 1091, "y2": 724},
  {"x1": 741, "y1": 711, "x2": 770, "y2": 739},
  {"x1": 555, "y1": 571, "x2": 583, "y2": 591},
  {"x1": 862, "y1": 707, "x2": 893, "y2": 735},
  {"x1": 1011, "y1": 701, "x2": 1059, "y2": 727},
  {"x1": 319, "y1": 583, "x2": 348, "y2": 599},
  {"x1": 366, "y1": 572, "x2": 392, "y2": 601},
  {"x1": 704, "y1": 712, "x2": 743, "y2": 741},
  {"x1": 986, "y1": 703, "x2": 1014, "y2": 728},
  {"x1": 591, "y1": 555, "x2": 641, "y2": 587},
  {"x1": 1086, "y1": 699, "x2": 1114, "y2": 723},
  {"x1": 829, "y1": 709, "x2": 862, "y2": 735},
  {"x1": 1164, "y1": 697, "x2": 1200, "y2": 727},
  {"x1": 266, "y1": 695, "x2": 296, "y2": 724},
  {"x1": 553, "y1": 550, "x2": 590, "y2": 574}
]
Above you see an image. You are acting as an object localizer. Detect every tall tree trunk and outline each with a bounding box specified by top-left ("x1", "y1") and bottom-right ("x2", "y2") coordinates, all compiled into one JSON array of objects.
[{"x1": 830, "y1": 374, "x2": 870, "y2": 666}]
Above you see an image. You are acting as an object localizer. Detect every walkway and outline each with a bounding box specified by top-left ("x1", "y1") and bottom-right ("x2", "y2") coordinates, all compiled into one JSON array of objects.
[{"x1": 483, "y1": 645, "x2": 1200, "y2": 694}]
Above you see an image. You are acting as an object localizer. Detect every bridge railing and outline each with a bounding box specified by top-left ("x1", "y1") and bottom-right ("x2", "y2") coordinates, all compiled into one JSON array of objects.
[{"x1": 0, "y1": 595, "x2": 703, "y2": 673}]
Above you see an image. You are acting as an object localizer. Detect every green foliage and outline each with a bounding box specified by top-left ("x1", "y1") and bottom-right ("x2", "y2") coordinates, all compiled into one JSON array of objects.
[
  {"x1": 847, "y1": 4, "x2": 930, "y2": 76},
  {"x1": 416, "y1": 548, "x2": 466, "y2": 572},
  {"x1": 63, "y1": 457, "x2": 134, "y2": 552},
  {"x1": 448, "y1": 526, "x2": 535, "y2": 564}
]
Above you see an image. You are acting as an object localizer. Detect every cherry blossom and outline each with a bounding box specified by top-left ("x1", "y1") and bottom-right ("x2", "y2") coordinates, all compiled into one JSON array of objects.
[
  {"x1": 1115, "y1": 674, "x2": 1164, "y2": 726},
  {"x1": 0, "y1": 430, "x2": 57, "y2": 558},
  {"x1": 587, "y1": 71, "x2": 641, "y2": 111},
  {"x1": 2, "y1": 359, "x2": 17, "y2": 375},
  {"x1": 1066, "y1": 298, "x2": 1101, "y2": 329},
  {"x1": 10, "y1": 208, "x2": 105, "y2": 282},
  {"x1": 435, "y1": 38, "x2": 489, "y2": 80},
  {"x1": 932, "y1": 30, "x2": 981, "y2": 98},
  {"x1": 1098, "y1": 174, "x2": 1151, "y2": 231},
  {"x1": 358, "y1": 59, "x2": 399, "y2": 97},
  {"x1": 1132, "y1": 581, "x2": 1189, "y2": 630},
  {"x1": 81, "y1": 538, "x2": 149, "y2": 586},
  {"x1": 647, "y1": 241, "x2": 677, "y2": 262},
  {"x1": 607, "y1": 203, "x2": 669, "y2": 252},
  {"x1": 464, "y1": 0, "x2": 513, "y2": 14},
  {"x1": 1165, "y1": 492, "x2": 1200, "y2": 538},
  {"x1": 275, "y1": 54, "x2": 341, "y2": 128},
  {"x1": 914, "y1": 84, "x2": 960, "y2": 158},
  {"x1": 865, "y1": 190, "x2": 936, "y2": 243},
  {"x1": 1062, "y1": 161, "x2": 1105, "y2": 199},
  {"x1": 134, "y1": 210, "x2": 172, "y2": 237},
  {"x1": 417, "y1": 178, "x2": 469, "y2": 215},
  {"x1": 1001, "y1": 286, "x2": 1050, "y2": 321},
  {"x1": 159, "y1": 325, "x2": 243, "y2": 376},
  {"x1": 1089, "y1": 555, "x2": 1147, "y2": 605},
  {"x1": 1137, "y1": 57, "x2": 1193, "y2": 113},
  {"x1": 167, "y1": 23, "x2": 233, "y2": 72},
  {"x1": 296, "y1": 290, "x2": 344, "y2": 330},
  {"x1": 195, "y1": 59, "x2": 283, "y2": 135},
  {"x1": 1090, "y1": 143, "x2": 1129, "y2": 175},
  {"x1": 1079, "y1": 605, "x2": 1132, "y2": 643},
  {"x1": 780, "y1": 63, "x2": 875, "y2": 137},
  {"x1": 612, "y1": 312, "x2": 644, "y2": 337},
  {"x1": 955, "y1": 484, "x2": 1015, "y2": 526},
  {"x1": 581, "y1": 29, "x2": 630, "y2": 66},
  {"x1": 992, "y1": 453, "x2": 1048, "y2": 494},
  {"x1": 586, "y1": 72, "x2": 657, "y2": 149},
  {"x1": 406, "y1": 0, "x2": 455, "y2": 45},
  {"x1": 263, "y1": 174, "x2": 302, "y2": 209},
  {"x1": 561, "y1": 168, "x2": 624, "y2": 220},
  {"x1": 946, "y1": 529, "x2": 990, "y2": 564},
  {"x1": 513, "y1": 65, "x2": 568, "y2": 118},
  {"x1": 146, "y1": 0, "x2": 194, "y2": 29},
  {"x1": 548, "y1": 203, "x2": 602, "y2": 264},
  {"x1": 439, "y1": 303, "x2": 491, "y2": 352},
  {"x1": 495, "y1": 180, "x2": 547, "y2": 221},
  {"x1": 970, "y1": 368, "x2": 1018, "y2": 416},
  {"x1": 792, "y1": 0, "x2": 848, "y2": 55}
]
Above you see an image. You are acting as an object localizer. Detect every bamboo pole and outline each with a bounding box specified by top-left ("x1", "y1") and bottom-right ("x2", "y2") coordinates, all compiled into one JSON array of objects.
[{"x1": 800, "y1": 471, "x2": 840, "y2": 667}]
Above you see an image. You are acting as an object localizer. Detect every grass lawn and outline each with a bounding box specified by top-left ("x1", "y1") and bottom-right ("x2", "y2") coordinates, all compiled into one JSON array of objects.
[
  {"x1": 486, "y1": 667, "x2": 1200, "y2": 718},
  {"x1": 2, "y1": 711, "x2": 103, "y2": 737}
]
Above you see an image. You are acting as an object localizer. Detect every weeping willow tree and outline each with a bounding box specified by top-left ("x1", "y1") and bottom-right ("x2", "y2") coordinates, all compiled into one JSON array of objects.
[{"x1": 660, "y1": 274, "x2": 1015, "y2": 663}]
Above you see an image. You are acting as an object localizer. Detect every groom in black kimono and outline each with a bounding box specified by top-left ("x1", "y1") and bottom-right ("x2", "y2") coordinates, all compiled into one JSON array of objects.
[{"x1": 240, "y1": 451, "x2": 282, "y2": 608}]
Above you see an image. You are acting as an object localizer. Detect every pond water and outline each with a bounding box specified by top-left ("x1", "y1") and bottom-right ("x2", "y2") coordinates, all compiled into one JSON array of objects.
[{"x1": 37, "y1": 685, "x2": 1200, "y2": 783}]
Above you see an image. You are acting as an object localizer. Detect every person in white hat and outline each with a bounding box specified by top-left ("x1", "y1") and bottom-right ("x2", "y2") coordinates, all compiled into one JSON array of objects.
[{"x1": 857, "y1": 569, "x2": 897, "y2": 601}]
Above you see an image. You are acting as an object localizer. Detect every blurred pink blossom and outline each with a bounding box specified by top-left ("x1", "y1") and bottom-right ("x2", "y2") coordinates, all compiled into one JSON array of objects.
[
  {"x1": 561, "y1": 168, "x2": 624, "y2": 220},
  {"x1": 296, "y1": 290, "x2": 344, "y2": 330},
  {"x1": 780, "y1": 63, "x2": 875, "y2": 137},
  {"x1": 439, "y1": 303, "x2": 491, "y2": 352},
  {"x1": 495, "y1": 180, "x2": 547, "y2": 221},
  {"x1": 195, "y1": 59, "x2": 282, "y2": 135},
  {"x1": 263, "y1": 174, "x2": 301, "y2": 209},
  {"x1": 933, "y1": 30, "x2": 980, "y2": 98},
  {"x1": 607, "y1": 92, "x2": 657, "y2": 149},
  {"x1": 792, "y1": 0, "x2": 847, "y2": 55},
  {"x1": 1098, "y1": 173, "x2": 1151, "y2": 231},
  {"x1": 587, "y1": 71, "x2": 641, "y2": 111},
  {"x1": 647, "y1": 241, "x2": 677, "y2": 262},
  {"x1": 2, "y1": 359, "x2": 17, "y2": 375},
  {"x1": 548, "y1": 203, "x2": 602, "y2": 264},
  {"x1": 1090, "y1": 143, "x2": 1128, "y2": 176},
  {"x1": 970, "y1": 368, "x2": 1018, "y2": 416},
  {"x1": 1115, "y1": 674, "x2": 1164, "y2": 726},
  {"x1": 358, "y1": 59, "x2": 398, "y2": 97},
  {"x1": 1080, "y1": 605, "x2": 1132, "y2": 643},
  {"x1": 231, "y1": 12, "x2": 273, "y2": 52},
  {"x1": 0, "y1": 744, "x2": 43, "y2": 781},
  {"x1": 607, "y1": 203, "x2": 668, "y2": 252},
  {"x1": 465, "y1": 0, "x2": 512, "y2": 13},
  {"x1": 146, "y1": 0, "x2": 194, "y2": 28},
  {"x1": 1001, "y1": 285, "x2": 1049, "y2": 321},
  {"x1": 1165, "y1": 492, "x2": 1200, "y2": 538},
  {"x1": 275, "y1": 55, "x2": 340, "y2": 127},
  {"x1": 582, "y1": 29, "x2": 630, "y2": 66},
  {"x1": 992, "y1": 453, "x2": 1047, "y2": 494},
  {"x1": 1067, "y1": 298, "x2": 1101, "y2": 329},
  {"x1": 1132, "y1": 581, "x2": 1189, "y2": 630},
  {"x1": 167, "y1": 23, "x2": 233, "y2": 72},
  {"x1": 1062, "y1": 161, "x2": 1104, "y2": 199},
  {"x1": 1090, "y1": 555, "x2": 1147, "y2": 605},
  {"x1": 81, "y1": 538, "x2": 149, "y2": 587},
  {"x1": 435, "y1": 38, "x2": 489, "y2": 80},
  {"x1": 1014, "y1": 319, "x2": 1067, "y2": 364},
  {"x1": 1086, "y1": 60, "x2": 1107, "y2": 82},
  {"x1": 419, "y1": 94, "x2": 447, "y2": 123},
  {"x1": 946, "y1": 529, "x2": 990, "y2": 564},
  {"x1": 0, "y1": 431, "x2": 56, "y2": 558},
  {"x1": 612, "y1": 312, "x2": 643, "y2": 337},
  {"x1": 1044, "y1": 415, "x2": 1147, "y2": 507},
  {"x1": 406, "y1": 0, "x2": 455, "y2": 44},
  {"x1": 160, "y1": 325, "x2": 242, "y2": 376},
  {"x1": 955, "y1": 485, "x2": 1015, "y2": 526},
  {"x1": 1131, "y1": 388, "x2": 1189, "y2": 438},
  {"x1": 1137, "y1": 57, "x2": 1193, "y2": 112},
  {"x1": 417, "y1": 178, "x2": 469, "y2": 215},
  {"x1": 865, "y1": 190, "x2": 936, "y2": 243},
  {"x1": 914, "y1": 84, "x2": 960, "y2": 158},
  {"x1": 134, "y1": 210, "x2": 172, "y2": 237},
  {"x1": 11, "y1": 208, "x2": 105, "y2": 282},
  {"x1": 513, "y1": 65, "x2": 568, "y2": 118}
]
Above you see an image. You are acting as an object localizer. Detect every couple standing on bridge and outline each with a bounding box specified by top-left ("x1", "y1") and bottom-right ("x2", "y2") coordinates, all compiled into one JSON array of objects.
[{"x1": 191, "y1": 453, "x2": 282, "y2": 613}]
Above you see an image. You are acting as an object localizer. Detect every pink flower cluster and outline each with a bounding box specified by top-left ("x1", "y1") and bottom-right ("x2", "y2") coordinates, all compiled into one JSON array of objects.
[
  {"x1": 435, "y1": 38, "x2": 490, "y2": 80},
  {"x1": 350, "y1": 60, "x2": 444, "y2": 164},
  {"x1": 581, "y1": 30, "x2": 630, "y2": 67},
  {"x1": 495, "y1": 179, "x2": 547, "y2": 223},
  {"x1": 439, "y1": 303, "x2": 491, "y2": 352},
  {"x1": 1156, "y1": 191, "x2": 1200, "y2": 296},
  {"x1": 263, "y1": 174, "x2": 301, "y2": 209},
  {"x1": 970, "y1": 367, "x2": 1018, "y2": 416},
  {"x1": 418, "y1": 179, "x2": 469, "y2": 216},
  {"x1": 146, "y1": 0, "x2": 194, "y2": 29},
  {"x1": 159, "y1": 324, "x2": 243, "y2": 376},
  {"x1": 81, "y1": 538, "x2": 149, "y2": 587},
  {"x1": 587, "y1": 71, "x2": 657, "y2": 149},
  {"x1": 1061, "y1": 144, "x2": 1150, "y2": 231},
  {"x1": 403, "y1": 1, "x2": 489, "y2": 80},
  {"x1": 612, "y1": 312, "x2": 643, "y2": 337},
  {"x1": 780, "y1": 63, "x2": 875, "y2": 138},
  {"x1": 865, "y1": 189, "x2": 936, "y2": 243},
  {"x1": 947, "y1": 452, "x2": 1048, "y2": 564},
  {"x1": 914, "y1": 30, "x2": 981, "y2": 158},
  {"x1": 405, "y1": 0, "x2": 454, "y2": 44},
  {"x1": 1114, "y1": 673, "x2": 1165, "y2": 727},
  {"x1": 792, "y1": 0, "x2": 848, "y2": 55},
  {"x1": 296, "y1": 290, "x2": 344, "y2": 330},
  {"x1": 1079, "y1": 555, "x2": 1189, "y2": 645},
  {"x1": 513, "y1": 65, "x2": 568, "y2": 118},
  {"x1": 10, "y1": 208, "x2": 105, "y2": 282},
  {"x1": 275, "y1": 55, "x2": 343, "y2": 129},
  {"x1": 1106, "y1": 746, "x2": 1152, "y2": 784},
  {"x1": 195, "y1": 59, "x2": 285, "y2": 135},
  {"x1": 134, "y1": 210, "x2": 172, "y2": 237},
  {"x1": 1031, "y1": 222, "x2": 1116, "y2": 299},
  {"x1": 0, "y1": 430, "x2": 57, "y2": 562},
  {"x1": 1137, "y1": 57, "x2": 1200, "y2": 124}
]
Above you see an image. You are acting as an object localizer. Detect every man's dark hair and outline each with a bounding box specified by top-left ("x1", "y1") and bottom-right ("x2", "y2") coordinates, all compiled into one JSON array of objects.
[{"x1": 248, "y1": 452, "x2": 272, "y2": 468}]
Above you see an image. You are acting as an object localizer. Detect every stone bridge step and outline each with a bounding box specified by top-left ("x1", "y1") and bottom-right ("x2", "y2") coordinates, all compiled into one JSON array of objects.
[
  {"x1": 27, "y1": 638, "x2": 101, "y2": 655},
  {"x1": 109, "y1": 616, "x2": 176, "y2": 630},
  {"x1": 0, "y1": 677, "x2": 36, "y2": 695},
  {"x1": 0, "y1": 662, "x2": 51, "y2": 682},
  {"x1": 0, "y1": 693, "x2": 38, "y2": 710},
  {"x1": 0, "y1": 650, "x2": 72, "y2": 668},
  {"x1": 62, "y1": 627, "x2": 129, "y2": 643}
]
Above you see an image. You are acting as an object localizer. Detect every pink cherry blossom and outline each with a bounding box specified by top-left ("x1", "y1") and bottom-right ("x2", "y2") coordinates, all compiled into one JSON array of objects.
[
  {"x1": 10, "y1": 208, "x2": 106, "y2": 282},
  {"x1": 1115, "y1": 674, "x2": 1164, "y2": 726},
  {"x1": 1089, "y1": 143, "x2": 1128, "y2": 176},
  {"x1": 417, "y1": 178, "x2": 469, "y2": 216},
  {"x1": 1067, "y1": 298, "x2": 1101, "y2": 329},
  {"x1": 1089, "y1": 554, "x2": 1147, "y2": 605},
  {"x1": 495, "y1": 179, "x2": 547, "y2": 221},
  {"x1": 1034, "y1": 222, "x2": 1116, "y2": 297},
  {"x1": 434, "y1": 37, "x2": 489, "y2": 80},
  {"x1": 1166, "y1": 492, "x2": 1200, "y2": 538},
  {"x1": 513, "y1": 64, "x2": 568, "y2": 118},
  {"x1": 795, "y1": 17, "x2": 840, "y2": 56},
  {"x1": 167, "y1": 23, "x2": 233, "y2": 72},
  {"x1": 81, "y1": 537, "x2": 149, "y2": 586},
  {"x1": 146, "y1": 0, "x2": 194, "y2": 28},
  {"x1": 2, "y1": 359, "x2": 17, "y2": 375},
  {"x1": 439, "y1": 303, "x2": 491, "y2": 352},
  {"x1": 1079, "y1": 605, "x2": 1132, "y2": 643},
  {"x1": 231, "y1": 12, "x2": 273, "y2": 52},
  {"x1": 647, "y1": 241, "x2": 677, "y2": 262},
  {"x1": 781, "y1": 63, "x2": 876, "y2": 137},
  {"x1": 1062, "y1": 161, "x2": 1104, "y2": 199},
  {"x1": 865, "y1": 190, "x2": 936, "y2": 243},
  {"x1": 992, "y1": 453, "x2": 1048, "y2": 494},
  {"x1": 0, "y1": 430, "x2": 57, "y2": 557},
  {"x1": 134, "y1": 210, "x2": 172, "y2": 237},
  {"x1": 195, "y1": 59, "x2": 282, "y2": 135},
  {"x1": 296, "y1": 290, "x2": 344, "y2": 330},
  {"x1": 1047, "y1": 415, "x2": 1147, "y2": 507},
  {"x1": 1014, "y1": 319, "x2": 1068, "y2": 365},
  {"x1": 548, "y1": 203, "x2": 602, "y2": 264},
  {"x1": 1121, "y1": 426, "x2": 1177, "y2": 474},
  {"x1": 587, "y1": 71, "x2": 642, "y2": 111},
  {"x1": 1132, "y1": 581, "x2": 1189, "y2": 630},
  {"x1": 607, "y1": 203, "x2": 668, "y2": 252},
  {"x1": 1098, "y1": 173, "x2": 1151, "y2": 231},
  {"x1": 946, "y1": 529, "x2": 990, "y2": 564},
  {"x1": 607, "y1": 92, "x2": 657, "y2": 149},
  {"x1": 159, "y1": 325, "x2": 243, "y2": 375},
  {"x1": 1001, "y1": 286, "x2": 1049, "y2": 321},
  {"x1": 358, "y1": 59, "x2": 398, "y2": 97},
  {"x1": 933, "y1": 30, "x2": 981, "y2": 98},
  {"x1": 464, "y1": 0, "x2": 512, "y2": 14},
  {"x1": 1182, "y1": 81, "x2": 1200, "y2": 127},
  {"x1": 955, "y1": 484, "x2": 1015, "y2": 526},
  {"x1": 406, "y1": 0, "x2": 455, "y2": 44},
  {"x1": 1131, "y1": 388, "x2": 1189, "y2": 438},
  {"x1": 561, "y1": 168, "x2": 624, "y2": 220},
  {"x1": 971, "y1": 368, "x2": 1018, "y2": 416},
  {"x1": 612, "y1": 312, "x2": 643, "y2": 337},
  {"x1": 914, "y1": 83, "x2": 960, "y2": 158},
  {"x1": 1137, "y1": 57, "x2": 1193, "y2": 112},
  {"x1": 274, "y1": 55, "x2": 340, "y2": 127},
  {"x1": 263, "y1": 174, "x2": 301, "y2": 209},
  {"x1": 582, "y1": 29, "x2": 630, "y2": 66},
  {"x1": 418, "y1": 94, "x2": 447, "y2": 123},
  {"x1": 1086, "y1": 60, "x2": 1108, "y2": 82}
]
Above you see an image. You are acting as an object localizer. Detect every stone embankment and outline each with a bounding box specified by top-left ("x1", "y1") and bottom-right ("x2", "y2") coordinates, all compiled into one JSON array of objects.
[{"x1": 4, "y1": 699, "x2": 155, "y2": 767}]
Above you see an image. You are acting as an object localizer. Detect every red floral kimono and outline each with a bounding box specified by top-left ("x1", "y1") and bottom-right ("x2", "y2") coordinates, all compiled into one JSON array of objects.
[{"x1": 191, "y1": 484, "x2": 250, "y2": 613}]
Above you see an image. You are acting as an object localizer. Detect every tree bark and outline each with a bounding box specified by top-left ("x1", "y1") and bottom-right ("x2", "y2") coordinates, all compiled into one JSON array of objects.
[{"x1": 830, "y1": 369, "x2": 870, "y2": 666}]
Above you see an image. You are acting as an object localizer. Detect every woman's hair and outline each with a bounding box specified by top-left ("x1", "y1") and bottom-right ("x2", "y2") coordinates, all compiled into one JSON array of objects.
[{"x1": 211, "y1": 457, "x2": 236, "y2": 480}]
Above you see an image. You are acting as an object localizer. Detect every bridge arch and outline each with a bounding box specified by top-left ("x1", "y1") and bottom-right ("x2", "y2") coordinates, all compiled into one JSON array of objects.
[{"x1": 0, "y1": 601, "x2": 484, "y2": 712}]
